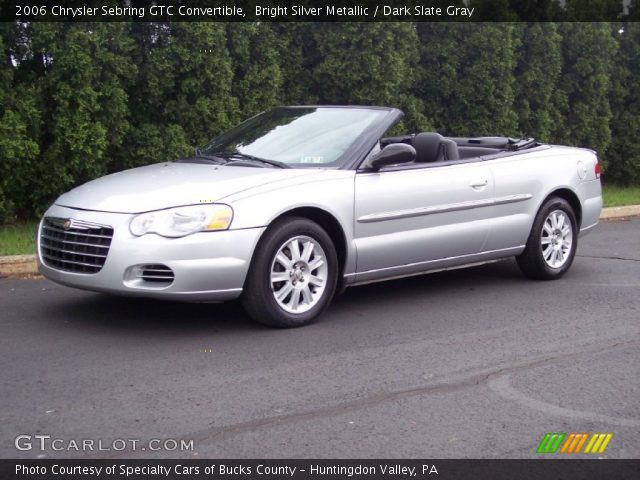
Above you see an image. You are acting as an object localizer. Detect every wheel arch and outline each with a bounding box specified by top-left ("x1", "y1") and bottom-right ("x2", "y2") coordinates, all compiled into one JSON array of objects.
[
  {"x1": 274, "y1": 207, "x2": 348, "y2": 277},
  {"x1": 247, "y1": 206, "x2": 349, "y2": 291},
  {"x1": 540, "y1": 188, "x2": 582, "y2": 228}
]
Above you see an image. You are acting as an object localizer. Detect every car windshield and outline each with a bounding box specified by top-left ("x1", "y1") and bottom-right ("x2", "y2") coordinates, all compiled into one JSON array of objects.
[{"x1": 201, "y1": 107, "x2": 388, "y2": 167}]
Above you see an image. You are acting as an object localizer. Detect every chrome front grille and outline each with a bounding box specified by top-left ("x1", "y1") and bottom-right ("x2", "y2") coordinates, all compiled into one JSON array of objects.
[
  {"x1": 40, "y1": 217, "x2": 113, "y2": 274},
  {"x1": 138, "y1": 264, "x2": 175, "y2": 284}
]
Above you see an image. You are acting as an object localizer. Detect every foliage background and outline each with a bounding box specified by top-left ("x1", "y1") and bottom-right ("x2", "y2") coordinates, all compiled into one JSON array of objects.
[{"x1": 1, "y1": 12, "x2": 640, "y2": 222}]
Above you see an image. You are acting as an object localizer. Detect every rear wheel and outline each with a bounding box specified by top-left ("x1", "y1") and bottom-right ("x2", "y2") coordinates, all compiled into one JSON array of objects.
[
  {"x1": 242, "y1": 217, "x2": 338, "y2": 328},
  {"x1": 517, "y1": 197, "x2": 578, "y2": 280}
]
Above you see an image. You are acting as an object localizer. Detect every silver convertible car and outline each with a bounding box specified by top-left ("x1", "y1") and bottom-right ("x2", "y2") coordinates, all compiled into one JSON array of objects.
[{"x1": 38, "y1": 106, "x2": 602, "y2": 327}]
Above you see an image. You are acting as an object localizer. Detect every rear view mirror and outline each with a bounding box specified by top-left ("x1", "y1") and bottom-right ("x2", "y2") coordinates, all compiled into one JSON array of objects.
[{"x1": 368, "y1": 143, "x2": 416, "y2": 170}]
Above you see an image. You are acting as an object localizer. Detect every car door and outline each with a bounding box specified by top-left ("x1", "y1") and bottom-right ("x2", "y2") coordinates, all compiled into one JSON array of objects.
[{"x1": 353, "y1": 161, "x2": 495, "y2": 281}]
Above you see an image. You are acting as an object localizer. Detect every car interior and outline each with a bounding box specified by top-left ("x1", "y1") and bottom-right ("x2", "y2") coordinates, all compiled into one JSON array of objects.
[{"x1": 379, "y1": 132, "x2": 539, "y2": 165}]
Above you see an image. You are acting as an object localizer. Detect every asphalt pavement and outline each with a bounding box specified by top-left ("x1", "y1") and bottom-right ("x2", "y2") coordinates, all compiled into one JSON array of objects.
[{"x1": 1, "y1": 219, "x2": 639, "y2": 459}]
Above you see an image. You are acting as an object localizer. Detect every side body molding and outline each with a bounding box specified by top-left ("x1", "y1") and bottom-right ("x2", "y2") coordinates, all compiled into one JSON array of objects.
[{"x1": 357, "y1": 194, "x2": 533, "y2": 223}]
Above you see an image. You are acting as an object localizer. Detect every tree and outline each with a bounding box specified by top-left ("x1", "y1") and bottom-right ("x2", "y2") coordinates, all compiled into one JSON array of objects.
[
  {"x1": 508, "y1": 0, "x2": 565, "y2": 20},
  {"x1": 2, "y1": 20, "x2": 639, "y2": 223},
  {"x1": 418, "y1": 23, "x2": 519, "y2": 136},
  {"x1": 605, "y1": 23, "x2": 640, "y2": 183},
  {"x1": 271, "y1": 23, "x2": 321, "y2": 105},
  {"x1": 564, "y1": 0, "x2": 624, "y2": 20},
  {"x1": 552, "y1": 23, "x2": 617, "y2": 157},
  {"x1": 123, "y1": 22, "x2": 184, "y2": 168},
  {"x1": 166, "y1": 23, "x2": 237, "y2": 144},
  {"x1": 468, "y1": 0, "x2": 520, "y2": 21},
  {"x1": 124, "y1": 22, "x2": 237, "y2": 169},
  {"x1": 31, "y1": 23, "x2": 136, "y2": 210},
  {"x1": 513, "y1": 23, "x2": 562, "y2": 140},
  {"x1": 627, "y1": 0, "x2": 640, "y2": 20},
  {"x1": 313, "y1": 23, "x2": 430, "y2": 132},
  {"x1": 0, "y1": 23, "x2": 41, "y2": 222},
  {"x1": 227, "y1": 23, "x2": 282, "y2": 118}
]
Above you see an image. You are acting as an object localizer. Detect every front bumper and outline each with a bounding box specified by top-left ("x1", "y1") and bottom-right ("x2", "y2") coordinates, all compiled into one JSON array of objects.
[{"x1": 37, "y1": 205, "x2": 265, "y2": 301}]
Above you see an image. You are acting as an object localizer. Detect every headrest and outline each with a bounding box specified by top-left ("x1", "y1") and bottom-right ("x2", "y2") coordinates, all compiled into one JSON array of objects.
[{"x1": 413, "y1": 132, "x2": 444, "y2": 162}]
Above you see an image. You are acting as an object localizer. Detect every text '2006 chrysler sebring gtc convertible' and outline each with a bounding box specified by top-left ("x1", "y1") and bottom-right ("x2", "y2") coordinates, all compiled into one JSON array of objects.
[{"x1": 38, "y1": 106, "x2": 602, "y2": 327}]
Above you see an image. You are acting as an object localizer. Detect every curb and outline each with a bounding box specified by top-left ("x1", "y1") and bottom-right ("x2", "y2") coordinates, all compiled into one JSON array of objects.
[
  {"x1": 599, "y1": 204, "x2": 640, "y2": 220},
  {"x1": 0, "y1": 254, "x2": 38, "y2": 277},
  {"x1": 2, "y1": 205, "x2": 639, "y2": 278}
]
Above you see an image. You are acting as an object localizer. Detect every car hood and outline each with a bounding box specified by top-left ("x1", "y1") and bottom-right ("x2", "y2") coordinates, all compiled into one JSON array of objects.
[{"x1": 55, "y1": 162, "x2": 321, "y2": 214}]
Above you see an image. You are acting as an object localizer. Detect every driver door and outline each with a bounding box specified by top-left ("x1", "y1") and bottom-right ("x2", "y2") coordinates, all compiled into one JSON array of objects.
[{"x1": 353, "y1": 162, "x2": 495, "y2": 281}]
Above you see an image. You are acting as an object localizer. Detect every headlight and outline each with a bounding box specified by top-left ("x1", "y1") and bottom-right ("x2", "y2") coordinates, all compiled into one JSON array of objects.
[{"x1": 130, "y1": 204, "x2": 233, "y2": 237}]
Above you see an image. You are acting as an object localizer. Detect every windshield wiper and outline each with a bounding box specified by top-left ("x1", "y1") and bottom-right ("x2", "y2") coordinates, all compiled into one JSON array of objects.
[
  {"x1": 175, "y1": 153, "x2": 227, "y2": 165},
  {"x1": 231, "y1": 153, "x2": 291, "y2": 169},
  {"x1": 197, "y1": 154, "x2": 228, "y2": 163},
  {"x1": 207, "y1": 151, "x2": 291, "y2": 169}
]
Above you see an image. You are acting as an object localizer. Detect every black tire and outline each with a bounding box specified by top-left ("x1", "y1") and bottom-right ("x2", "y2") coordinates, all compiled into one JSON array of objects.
[
  {"x1": 517, "y1": 196, "x2": 578, "y2": 280},
  {"x1": 242, "y1": 217, "x2": 339, "y2": 328}
]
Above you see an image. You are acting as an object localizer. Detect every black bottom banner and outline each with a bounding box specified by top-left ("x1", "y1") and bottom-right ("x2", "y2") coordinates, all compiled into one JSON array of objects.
[{"x1": 2, "y1": 459, "x2": 639, "y2": 480}]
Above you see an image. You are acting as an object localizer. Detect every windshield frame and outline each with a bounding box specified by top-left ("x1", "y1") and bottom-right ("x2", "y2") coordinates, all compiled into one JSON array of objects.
[{"x1": 199, "y1": 106, "x2": 403, "y2": 170}]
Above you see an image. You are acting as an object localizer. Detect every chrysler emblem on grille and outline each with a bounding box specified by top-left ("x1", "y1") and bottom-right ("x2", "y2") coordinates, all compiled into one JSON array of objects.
[{"x1": 62, "y1": 219, "x2": 72, "y2": 230}]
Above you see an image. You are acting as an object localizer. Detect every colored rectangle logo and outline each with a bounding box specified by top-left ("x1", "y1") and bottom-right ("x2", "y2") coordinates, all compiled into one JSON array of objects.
[
  {"x1": 537, "y1": 433, "x2": 566, "y2": 453},
  {"x1": 538, "y1": 432, "x2": 613, "y2": 454}
]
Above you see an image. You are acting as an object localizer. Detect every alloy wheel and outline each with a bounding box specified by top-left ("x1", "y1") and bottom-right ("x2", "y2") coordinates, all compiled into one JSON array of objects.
[
  {"x1": 540, "y1": 209, "x2": 573, "y2": 268},
  {"x1": 270, "y1": 235, "x2": 328, "y2": 314}
]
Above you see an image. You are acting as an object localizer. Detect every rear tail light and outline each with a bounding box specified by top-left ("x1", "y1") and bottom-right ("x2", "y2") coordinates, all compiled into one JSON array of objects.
[{"x1": 595, "y1": 161, "x2": 602, "y2": 179}]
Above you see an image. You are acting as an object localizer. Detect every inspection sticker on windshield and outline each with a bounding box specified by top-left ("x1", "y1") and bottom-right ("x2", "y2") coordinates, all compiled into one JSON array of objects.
[{"x1": 301, "y1": 155, "x2": 325, "y2": 163}]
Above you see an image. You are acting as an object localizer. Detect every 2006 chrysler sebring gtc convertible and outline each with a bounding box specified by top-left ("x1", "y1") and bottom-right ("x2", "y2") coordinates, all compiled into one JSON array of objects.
[{"x1": 38, "y1": 106, "x2": 602, "y2": 327}]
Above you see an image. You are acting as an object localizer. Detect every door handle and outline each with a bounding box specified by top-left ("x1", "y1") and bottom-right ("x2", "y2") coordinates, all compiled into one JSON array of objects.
[{"x1": 469, "y1": 179, "x2": 488, "y2": 189}]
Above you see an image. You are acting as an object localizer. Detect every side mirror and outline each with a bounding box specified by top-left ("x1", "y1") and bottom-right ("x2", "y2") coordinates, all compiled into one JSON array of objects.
[{"x1": 368, "y1": 143, "x2": 416, "y2": 170}]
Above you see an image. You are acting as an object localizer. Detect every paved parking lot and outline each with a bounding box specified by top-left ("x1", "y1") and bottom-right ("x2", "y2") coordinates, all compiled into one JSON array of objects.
[{"x1": 1, "y1": 219, "x2": 639, "y2": 459}]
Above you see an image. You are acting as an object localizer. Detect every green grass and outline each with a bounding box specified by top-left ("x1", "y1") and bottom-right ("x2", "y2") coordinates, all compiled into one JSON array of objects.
[
  {"x1": 0, "y1": 220, "x2": 38, "y2": 256},
  {"x1": 602, "y1": 185, "x2": 640, "y2": 208},
  {"x1": 0, "y1": 185, "x2": 638, "y2": 256}
]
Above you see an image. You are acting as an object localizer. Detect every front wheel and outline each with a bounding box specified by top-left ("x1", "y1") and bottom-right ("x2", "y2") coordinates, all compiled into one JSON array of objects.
[
  {"x1": 517, "y1": 197, "x2": 578, "y2": 280},
  {"x1": 242, "y1": 217, "x2": 338, "y2": 328}
]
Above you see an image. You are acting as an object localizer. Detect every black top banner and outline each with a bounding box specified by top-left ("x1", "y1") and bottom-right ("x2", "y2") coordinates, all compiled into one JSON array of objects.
[
  {"x1": 1, "y1": 0, "x2": 638, "y2": 22},
  {"x1": 2, "y1": 459, "x2": 640, "y2": 480}
]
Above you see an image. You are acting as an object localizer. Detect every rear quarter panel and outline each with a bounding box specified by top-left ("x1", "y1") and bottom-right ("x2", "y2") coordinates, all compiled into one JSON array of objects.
[{"x1": 484, "y1": 146, "x2": 601, "y2": 252}]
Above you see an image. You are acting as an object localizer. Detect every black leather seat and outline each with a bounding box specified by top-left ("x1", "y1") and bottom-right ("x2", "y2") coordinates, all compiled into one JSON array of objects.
[
  {"x1": 441, "y1": 138, "x2": 460, "y2": 160},
  {"x1": 413, "y1": 133, "x2": 459, "y2": 162}
]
